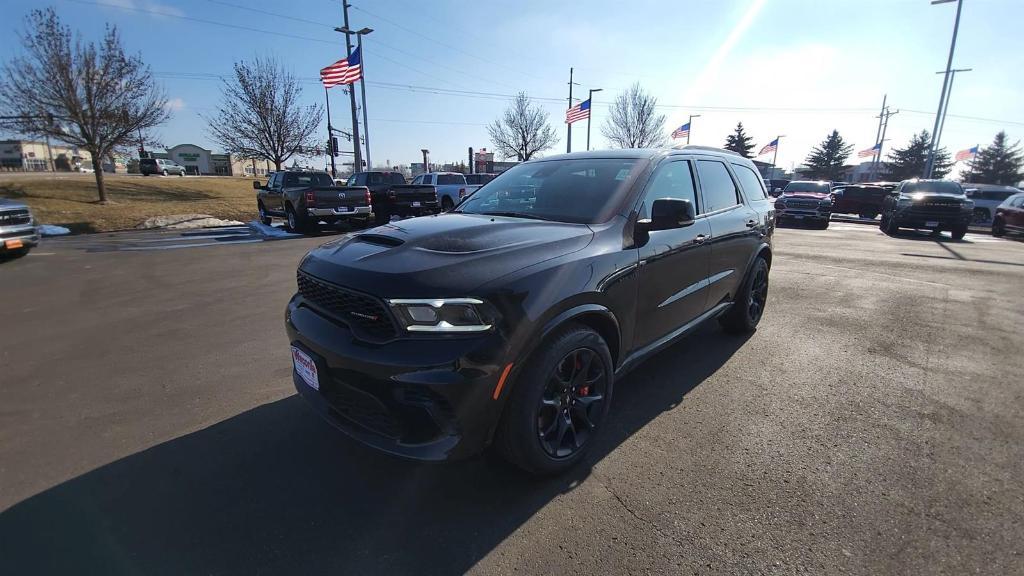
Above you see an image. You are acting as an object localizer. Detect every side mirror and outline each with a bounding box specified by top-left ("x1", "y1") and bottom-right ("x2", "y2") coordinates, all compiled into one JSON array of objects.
[
  {"x1": 252, "y1": 180, "x2": 263, "y2": 190},
  {"x1": 637, "y1": 198, "x2": 696, "y2": 233}
]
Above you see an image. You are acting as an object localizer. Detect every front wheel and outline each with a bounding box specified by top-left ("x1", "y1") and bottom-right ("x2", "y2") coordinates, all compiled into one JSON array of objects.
[
  {"x1": 494, "y1": 324, "x2": 613, "y2": 475},
  {"x1": 257, "y1": 202, "x2": 272, "y2": 225},
  {"x1": 881, "y1": 213, "x2": 899, "y2": 236},
  {"x1": 720, "y1": 256, "x2": 769, "y2": 334},
  {"x1": 951, "y1": 224, "x2": 968, "y2": 240},
  {"x1": 161, "y1": 169, "x2": 168, "y2": 176}
]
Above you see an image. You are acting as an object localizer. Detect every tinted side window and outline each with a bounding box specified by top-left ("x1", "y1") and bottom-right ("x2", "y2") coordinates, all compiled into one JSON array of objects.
[
  {"x1": 696, "y1": 160, "x2": 740, "y2": 212},
  {"x1": 268, "y1": 173, "x2": 280, "y2": 188},
  {"x1": 639, "y1": 160, "x2": 697, "y2": 218},
  {"x1": 733, "y1": 164, "x2": 767, "y2": 200},
  {"x1": 369, "y1": 173, "x2": 385, "y2": 185},
  {"x1": 284, "y1": 173, "x2": 299, "y2": 187}
]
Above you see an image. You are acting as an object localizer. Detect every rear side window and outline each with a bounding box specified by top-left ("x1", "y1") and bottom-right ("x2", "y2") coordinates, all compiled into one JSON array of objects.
[
  {"x1": 389, "y1": 173, "x2": 406, "y2": 185},
  {"x1": 284, "y1": 173, "x2": 333, "y2": 187},
  {"x1": 368, "y1": 173, "x2": 385, "y2": 185},
  {"x1": 732, "y1": 164, "x2": 767, "y2": 200},
  {"x1": 696, "y1": 160, "x2": 740, "y2": 212},
  {"x1": 437, "y1": 174, "x2": 463, "y2": 185},
  {"x1": 639, "y1": 160, "x2": 697, "y2": 218}
]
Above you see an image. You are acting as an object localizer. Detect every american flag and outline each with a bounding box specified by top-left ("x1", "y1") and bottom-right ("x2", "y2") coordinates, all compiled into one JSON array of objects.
[
  {"x1": 858, "y1": 143, "x2": 881, "y2": 158},
  {"x1": 565, "y1": 99, "x2": 591, "y2": 124},
  {"x1": 320, "y1": 47, "x2": 362, "y2": 88},
  {"x1": 955, "y1": 145, "x2": 978, "y2": 162},
  {"x1": 671, "y1": 122, "x2": 690, "y2": 139},
  {"x1": 758, "y1": 138, "x2": 778, "y2": 156}
]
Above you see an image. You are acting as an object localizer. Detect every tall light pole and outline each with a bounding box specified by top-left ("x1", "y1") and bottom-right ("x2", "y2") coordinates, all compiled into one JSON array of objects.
[
  {"x1": 586, "y1": 87, "x2": 602, "y2": 151},
  {"x1": 566, "y1": 67, "x2": 579, "y2": 153},
  {"x1": 934, "y1": 68, "x2": 971, "y2": 152},
  {"x1": 686, "y1": 114, "x2": 701, "y2": 144},
  {"x1": 924, "y1": 0, "x2": 964, "y2": 178},
  {"x1": 337, "y1": 2, "x2": 362, "y2": 173},
  {"x1": 336, "y1": 26, "x2": 374, "y2": 170}
]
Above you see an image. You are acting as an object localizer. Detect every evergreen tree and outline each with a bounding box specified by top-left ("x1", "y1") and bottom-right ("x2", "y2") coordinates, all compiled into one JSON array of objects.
[
  {"x1": 884, "y1": 130, "x2": 952, "y2": 180},
  {"x1": 723, "y1": 122, "x2": 755, "y2": 158},
  {"x1": 804, "y1": 130, "x2": 853, "y2": 180},
  {"x1": 964, "y1": 131, "x2": 1024, "y2": 185}
]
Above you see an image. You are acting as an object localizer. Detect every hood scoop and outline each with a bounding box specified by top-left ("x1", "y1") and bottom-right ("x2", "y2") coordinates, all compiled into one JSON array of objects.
[{"x1": 354, "y1": 233, "x2": 404, "y2": 247}]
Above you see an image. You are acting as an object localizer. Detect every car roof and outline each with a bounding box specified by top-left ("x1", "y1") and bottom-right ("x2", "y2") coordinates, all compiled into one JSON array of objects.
[{"x1": 537, "y1": 146, "x2": 748, "y2": 164}]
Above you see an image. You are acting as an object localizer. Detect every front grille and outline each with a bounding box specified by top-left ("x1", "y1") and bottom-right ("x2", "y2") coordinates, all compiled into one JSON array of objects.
[
  {"x1": 786, "y1": 200, "x2": 821, "y2": 209},
  {"x1": 297, "y1": 271, "x2": 397, "y2": 341},
  {"x1": 907, "y1": 202, "x2": 961, "y2": 216},
  {"x1": 0, "y1": 210, "x2": 31, "y2": 226}
]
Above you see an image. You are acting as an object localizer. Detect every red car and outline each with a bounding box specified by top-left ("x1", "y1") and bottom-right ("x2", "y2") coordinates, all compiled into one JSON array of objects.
[
  {"x1": 774, "y1": 180, "x2": 833, "y2": 229},
  {"x1": 992, "y1": 192, "x2": 1024, "y2": 237},
  {"x1": 830, "y1": 183, "x2": 895, "y2": 219}
]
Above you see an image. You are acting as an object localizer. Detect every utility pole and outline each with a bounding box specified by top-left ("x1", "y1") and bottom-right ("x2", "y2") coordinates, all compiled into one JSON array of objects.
[
  {"x1": 324, "y1": 86, "x2": 337, "y2": 177},
  {"x1": 687, "y1": 114, "x2": 701, "y2": 145},
  {"x1": 935, "y1": 68, "x2": 971, "y2": 152},
  {"x1": 566, "y1": 67, "x2": 579, "y2": 153},
  {"x1": 340, "y1": 2, "x2": 362, "y2": 172},
  {"x1": 924, "y1": 0, "x2": 964, "y2": 178},
  {"x1": 874, "y1": 107, "x2": 899, "y2": 180},
  {"x1": 871, "y1": 94, "x2": 887, "y2": 166},
  {"x1": 355, "y1": 31, "x2": 372, "y2": 170},
  {"x1": 586, "y1": 87, "x2": 603, "y2": 151}
]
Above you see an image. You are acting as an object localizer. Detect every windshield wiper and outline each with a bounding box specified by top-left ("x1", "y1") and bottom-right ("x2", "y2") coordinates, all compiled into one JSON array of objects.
[{"x1": 478, "y1": 211, "x2": 552, "y2": 221}]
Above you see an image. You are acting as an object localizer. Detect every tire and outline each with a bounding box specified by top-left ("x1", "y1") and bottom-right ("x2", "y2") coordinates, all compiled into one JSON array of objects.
[
  {"x1": 494, "y1": 324, "x2": 613, "y2": 475},
  {"x1": 374, "y1": 205, "x2": 390, "y2": 226},
  {"x1": 818, "y1": 219, "x2": 830, "y2": 230},
  {"x1": 178, "y1": 170, "x2": 184, "y2": 177},
  {"x1": 441, "y1": 196, "x2": 455, "y2": 212},
  {"x1": 162, "y1": 169, "x2": 168, "y2": 176},
  {"x1": 719, "y1": 256, "x2": 769, "y2": 334},
  {"x1": 992, "y1": 219, "x2": 1005, "y2": 237},
  {"x1": 951, "y1": 224, "x2": 968, "y2": 240},
  {"x1": 286, "y1": 204, "x2": 312, "y2": 234},
  {"x1": 257, "y1": 202, "x2": 272, "y2": 226},
  {"x1": 881, "y1": 213, "x2": 899, "y2": 236}
]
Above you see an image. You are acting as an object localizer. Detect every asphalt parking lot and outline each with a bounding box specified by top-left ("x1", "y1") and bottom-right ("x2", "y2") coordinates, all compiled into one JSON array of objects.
[{"x1": 1, "y1": 222, "x2": 1022, "y2": 575}]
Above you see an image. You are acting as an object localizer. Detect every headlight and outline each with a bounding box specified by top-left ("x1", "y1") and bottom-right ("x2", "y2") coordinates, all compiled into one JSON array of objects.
[
  {"x1": 897, "y1": 196, "x2": 913, "y2": 207},
  {"x1": 774, "y1": 200, "x2": 786, "y2": 209},
  {"x1": 387, "y1": 298, "x2": 495, "y2": 333},
  {"x1": 819, "y1": 198, "x2": 833, "y2": 207}
]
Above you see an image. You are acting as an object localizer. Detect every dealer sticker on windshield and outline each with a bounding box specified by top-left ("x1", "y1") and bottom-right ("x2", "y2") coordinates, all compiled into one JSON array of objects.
[{"x1": 291, "y1": 346, "x2": 319, "y2": 391}]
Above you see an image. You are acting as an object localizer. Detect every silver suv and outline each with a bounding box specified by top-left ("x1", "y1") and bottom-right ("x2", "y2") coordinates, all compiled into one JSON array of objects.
[
  {"x1": 140, "y1": 158, "x2": 187, "y2": 176},
  {"x1": 0, "y1": 199, "x2": 39, "y2": 257}
]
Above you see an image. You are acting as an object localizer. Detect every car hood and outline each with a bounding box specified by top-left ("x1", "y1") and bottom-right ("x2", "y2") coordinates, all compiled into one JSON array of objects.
[
  {"x1": 902, "y1": 192, "x2": 966, "y2": 200},
  {"x1": 0, "y1": 198, "x2": 30, "y2": 210},
  {"x1": 781, "y1": 192, "x2": 830, "y2": 200},
  {"x1": 299, "y1": 213, "x2": 594, "y2": 296}
]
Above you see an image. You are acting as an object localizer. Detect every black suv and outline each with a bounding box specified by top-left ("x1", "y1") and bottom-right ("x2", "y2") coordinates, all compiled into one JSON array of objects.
[
  {"x1": 286, "y1": 148, "x2": 774, "y2": 474},
  {"x1": 880, "y1": 179, "x2": 973, "y2": 239}
]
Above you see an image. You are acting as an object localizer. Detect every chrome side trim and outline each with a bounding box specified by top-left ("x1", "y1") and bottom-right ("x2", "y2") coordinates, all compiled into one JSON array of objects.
[{"x1": 658, "y1": 269, "x2": 734, "y2": 308}]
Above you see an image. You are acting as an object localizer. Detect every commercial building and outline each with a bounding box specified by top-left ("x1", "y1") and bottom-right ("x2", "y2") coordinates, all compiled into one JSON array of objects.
[
  {"x1": 0, "y1": 140, "x2": 83, "y2": 172},
  {"x1": 139, "y1": 143, "x2": 272, "y2": 177}
]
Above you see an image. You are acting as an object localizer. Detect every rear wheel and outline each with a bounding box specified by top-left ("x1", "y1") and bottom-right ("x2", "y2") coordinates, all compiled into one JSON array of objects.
[
  {"x1": 374, "y1": 205, "x2": 390, "y2": 226},
  {"x1": 951, "y1": 224, "x2": 968, "y2": 240},
  {"x1": 286, "y1": 204, "x2": 313, "y2": 234},
  {"x1": 161, "y1": 169, "x2": 168, "y2": 176},
  {"x1": 720, "y1": 256, "x2": 769, "y2": 334},
  {"x1": 495, "y1": 324, "x2": 613, "y2": 475},
  {"x1": 441, "y1": 196, "x2": 455, "y2": 212},
  {"x1": 992, "y1": 219, "x2": 1005, "y2": 237}
]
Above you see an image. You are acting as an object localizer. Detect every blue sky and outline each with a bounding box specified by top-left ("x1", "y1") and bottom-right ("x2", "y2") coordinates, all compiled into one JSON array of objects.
[{"x1": 3, "y1": 0, "x2": 1022, "y2": 175}]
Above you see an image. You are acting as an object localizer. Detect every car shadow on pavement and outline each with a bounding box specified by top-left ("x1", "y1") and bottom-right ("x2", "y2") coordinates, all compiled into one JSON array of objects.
[{"x1": 0, "y1": 324, "x2": 749, "y2": 576}]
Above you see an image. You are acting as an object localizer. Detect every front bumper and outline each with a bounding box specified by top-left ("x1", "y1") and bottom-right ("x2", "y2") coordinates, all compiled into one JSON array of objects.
[
  {"x1": 892, "y1": 208, "x2": 971, "y2": 228},
  {"x1": 285, "y1": 295, "x2": 511, "y2": 461},
  {"x1": 308, "y1": 206, "x2": 373, "y2": 218},
  {"x1": 776, "y1": 207, "x2": 831, "y2": 221},
  {"x1": 0, "y1": 225, "x2": 39, "y2": 251}
]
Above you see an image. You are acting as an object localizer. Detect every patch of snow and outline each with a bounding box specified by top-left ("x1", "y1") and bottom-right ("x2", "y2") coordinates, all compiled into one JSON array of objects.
[
  {"x1": 246, "y1": 220, "x2": 301, "y2": 239},
  {"x1": 37, "y1": 225, "x2": 71, "y2": 236},
  {"x1": 138, "y1": 214, "x2": 244, "y2": 229}
]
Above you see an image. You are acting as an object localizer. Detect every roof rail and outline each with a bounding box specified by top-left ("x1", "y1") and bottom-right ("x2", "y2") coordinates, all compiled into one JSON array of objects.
[{"x1": 670, "y1": 144, "x2": 742, "y2": 156}]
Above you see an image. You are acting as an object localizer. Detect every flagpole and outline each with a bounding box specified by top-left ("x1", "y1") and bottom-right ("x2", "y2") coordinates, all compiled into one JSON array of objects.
[
  {"x1": 770, "y1": 136, "x2": 782, "y2": 178},
  {"x1": 325, "y1": 86, "x2": 336, "y2": 178},
  {"x1": 687, "y1": 114, "x2": 700, "y2": 144},
  {"x1": 357, "y1": 34, "x2": 371, "y2": 170}
]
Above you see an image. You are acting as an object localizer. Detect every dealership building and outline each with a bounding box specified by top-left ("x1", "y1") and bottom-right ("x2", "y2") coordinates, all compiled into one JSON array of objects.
[{"x1": 145, "y1": 144, "x2": 270, "y2": 177}]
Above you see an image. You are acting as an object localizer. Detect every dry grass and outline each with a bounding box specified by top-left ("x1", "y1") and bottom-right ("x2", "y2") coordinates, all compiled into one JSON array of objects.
[{"x1": 0, "y1": 173, "x2": 258, "y2": 232}]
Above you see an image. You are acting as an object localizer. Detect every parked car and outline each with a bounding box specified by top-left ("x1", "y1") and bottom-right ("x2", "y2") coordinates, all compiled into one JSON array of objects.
[
  {"x1": 465, "y1": 173, "x2": 498, "y2": 186},
  {"x1": 285, "y1": 147, "x2": 774, "y2": 474},
  {"x1": 830, "y1": 184, "x2": 888, "y2": 219},
  {"x1": 991, "y1": 192, "x2": 1024, "y2": 237},
  {"x1": 765, "y1": 178, "x2": 791, "y2": 197},
  {"x1": 346, "y1": 171, "x2": 439, "y2": 225},
  {"x1": 410, "y1": 172, "x2": 481, "y2": 211},
  {"x1": 963, "y1": 183, "x2": 1022, "y2": 226},
  {"x1": 774, "y1": 180, "x2": 833, "y2": 228},
  {"x1": 880, "y1": 179, "x2": 973, "y2": 239},
  {"x1": 140, "y1": 158, "x2": 186, "y2": 176},
  {"x1": 255, "y1": 170, "x2": 372, "y2": 233},
  {"x1": 0, "y1": 199, "x2": 40, "y2": 257}
]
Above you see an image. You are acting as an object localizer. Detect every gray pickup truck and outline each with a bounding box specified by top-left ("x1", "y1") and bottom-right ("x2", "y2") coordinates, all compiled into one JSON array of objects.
[
  {"x1": 254, "y1": 170, "x2": 373, "y2": 233},
  {"x1": 410, "y1": 172, "x2": 481, "y2": 211},
  {"x1": 0, "y1": 199, "x2": 39, "y2": 257}
]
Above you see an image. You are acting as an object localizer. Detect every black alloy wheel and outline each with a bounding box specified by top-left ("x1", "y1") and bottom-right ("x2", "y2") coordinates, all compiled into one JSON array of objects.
[
  {"x1": 747, "y1": 263, "x2": 769, "y2": 324},
  {"x1": 536, "y1": 348, "x2": 608, "y2": 459}
]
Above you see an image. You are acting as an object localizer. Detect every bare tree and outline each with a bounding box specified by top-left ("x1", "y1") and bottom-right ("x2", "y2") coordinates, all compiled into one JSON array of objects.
[
  {"x1": 601, "y1": 83, "x2": 667, "y2": 149},
  {"x1": 206, "y1": 58, "x2": 323, "y2": 171},
  {"x1": 487, "y1": 92, "x2": 557, "y2": 161},
  {"x1": 0, "y1": 8, "x2": 169, "y2": 203}
]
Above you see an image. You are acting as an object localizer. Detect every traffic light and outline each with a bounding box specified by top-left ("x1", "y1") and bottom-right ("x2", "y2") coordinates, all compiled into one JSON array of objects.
[{"x1": 331, "y1": 137, "x2": 340, "y2": 157}]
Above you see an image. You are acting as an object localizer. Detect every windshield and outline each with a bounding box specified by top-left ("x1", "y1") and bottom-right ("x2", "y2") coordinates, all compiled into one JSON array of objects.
[
  {"x1": 784, "y1": 181, "x2": 830, "y2": 193},
  {"x1": 456, "y1": 158, "x2": 644, "y2": 224},
  {"x1": 901, "y1": 181, "x2": 963, "y2": 195}
]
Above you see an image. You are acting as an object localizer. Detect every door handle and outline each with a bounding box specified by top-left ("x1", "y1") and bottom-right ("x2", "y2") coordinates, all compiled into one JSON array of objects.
[
  {"x1": 745, "y1": 219, "x2": 758, "y2": 228},
  {"x1": 693, "y1": 234, "x2": 707, "y2": 245}
]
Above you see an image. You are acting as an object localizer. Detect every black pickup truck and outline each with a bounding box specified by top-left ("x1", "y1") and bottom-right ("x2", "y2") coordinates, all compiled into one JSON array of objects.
[
  {"x1": 255, "y1": 170, "x2": 373, "y2": 233},
  {"x1": 346, "y1": 171, "x2": 439, "y2": 225}
]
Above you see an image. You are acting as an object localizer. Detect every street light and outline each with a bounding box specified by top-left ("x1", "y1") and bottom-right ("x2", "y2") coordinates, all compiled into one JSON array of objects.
[
  {"x1": 934, "y1": 68, "x2": 971, "y2": 152},
  {"x1": 334, "y1": 25, "x2": 374, "y2": 169},
  {"x1": 586, "y1": 88, "x2": 602, "y2": 151},
  {"x1": 924, "y1": 0, "x2": 964, "y2": 178}
]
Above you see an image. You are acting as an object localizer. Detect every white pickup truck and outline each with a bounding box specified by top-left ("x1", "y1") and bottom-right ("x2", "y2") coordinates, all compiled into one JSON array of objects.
[{"x1": 410, "y1": 172, "x2": 481, "y2": 211}]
